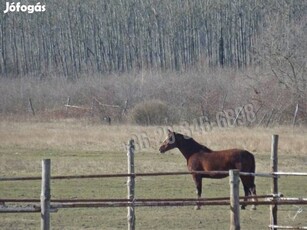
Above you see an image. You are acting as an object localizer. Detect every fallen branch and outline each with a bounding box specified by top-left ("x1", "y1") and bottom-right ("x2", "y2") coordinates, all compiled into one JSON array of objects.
[
  {"x1": 93, "y1": 97, "x2": 121, "y2": 108},
  {"x1": 64, "y1": 105, "x2": 91, "y2": 110}
]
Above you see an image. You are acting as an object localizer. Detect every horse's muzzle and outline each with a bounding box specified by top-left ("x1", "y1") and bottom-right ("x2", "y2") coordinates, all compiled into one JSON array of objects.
[{"x1": 159, "y1": 147, "x2": 165, "y2": 153}]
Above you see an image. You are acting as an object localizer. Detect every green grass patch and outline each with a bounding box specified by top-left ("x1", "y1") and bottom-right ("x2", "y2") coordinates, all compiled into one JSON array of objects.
[{"x1": 0, "y1": 123, "x2": 306, "y2": 229}]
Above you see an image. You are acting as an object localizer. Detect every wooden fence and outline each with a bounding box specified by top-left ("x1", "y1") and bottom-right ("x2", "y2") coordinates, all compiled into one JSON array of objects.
[{"x1": 1, "y1": 135, "x2": 307, "y2": 230}]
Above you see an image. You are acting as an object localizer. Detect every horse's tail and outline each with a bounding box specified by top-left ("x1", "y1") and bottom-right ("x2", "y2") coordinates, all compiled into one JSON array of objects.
[
  {"x1": 240, "y1": 151, "x2": 255, "y2": 170},
  {"x1": 241, "y1": 151, "x2": 257, "y2": 210},
  {"x1": 250, "y1": 151, "x2": 256, "y2": 173},
  {"x1": 250, "y1": 152, "x2": 256, "y2": 186},
  {"x1": 241, "y1": 151, "x2": 256, "y2": 187}
]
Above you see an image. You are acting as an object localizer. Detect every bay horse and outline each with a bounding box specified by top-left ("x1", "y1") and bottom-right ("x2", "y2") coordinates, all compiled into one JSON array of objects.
[{"x1": 159, "y1": 130, "x2": 257, "y2": 210}]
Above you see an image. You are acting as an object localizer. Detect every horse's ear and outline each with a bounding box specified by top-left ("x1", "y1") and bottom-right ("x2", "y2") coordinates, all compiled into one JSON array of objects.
[{"x1": 167, "y1": 129, "x2": 173, "y2": 134}]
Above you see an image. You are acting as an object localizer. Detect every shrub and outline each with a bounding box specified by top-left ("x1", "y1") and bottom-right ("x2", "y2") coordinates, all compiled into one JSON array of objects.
[{"x1": 130, "y1": 100, "x2": 169, "y2": 125}]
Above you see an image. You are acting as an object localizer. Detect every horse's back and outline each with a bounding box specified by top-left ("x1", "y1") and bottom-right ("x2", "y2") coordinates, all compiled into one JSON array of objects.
[
  {"x1": 187, "y1": 149, "x2": 255, "y2": 173},
  {"x1": 216, "y1": 149, "x2": 255, "y2": 173}
]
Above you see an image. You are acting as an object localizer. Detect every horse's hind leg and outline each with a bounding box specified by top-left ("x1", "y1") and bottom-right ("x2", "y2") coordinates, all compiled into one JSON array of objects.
[
  {"x1": 249, "y1": 185, "x2": 257, "y2": 210},
  {"x1": 192, "y1": 175, "x2": 202, "y2": 210},
  {"x1": 242, "y1": 185, "x2": 249, "y2": 210},
  {"x1": 241, "y1": 176, "x2": 257, "y2": 210}
]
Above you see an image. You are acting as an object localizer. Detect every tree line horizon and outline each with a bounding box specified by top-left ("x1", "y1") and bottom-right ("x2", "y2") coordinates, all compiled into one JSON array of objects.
[{"x1": 0, "y1": 0, "x2": 305, "y2": 78}]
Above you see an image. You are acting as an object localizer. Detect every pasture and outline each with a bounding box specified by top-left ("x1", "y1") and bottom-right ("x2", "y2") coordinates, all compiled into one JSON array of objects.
[{"x1": 0, "y1": 119, "x2": 306, "y2": 229}]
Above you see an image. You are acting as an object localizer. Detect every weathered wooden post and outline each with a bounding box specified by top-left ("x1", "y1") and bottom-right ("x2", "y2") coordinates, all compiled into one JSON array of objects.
[
  {"x1": 229, "y1": 169, "x2": 240, "y2": 230},
  {"x1": 41, "y1": 159, "x2": 51, "y2": 230},
  {"x1": 270, "y1": 135, "x2": 279, "y2": 230},
  {"x1": 292, "y1": 104, "x2": 299, "y2": 128},
  {"x1": 28, "y1": 98, "x2": 35, "y2": 116},
  {"x1": 127, "y1": 140, "x2": 135, "y2": 230}
]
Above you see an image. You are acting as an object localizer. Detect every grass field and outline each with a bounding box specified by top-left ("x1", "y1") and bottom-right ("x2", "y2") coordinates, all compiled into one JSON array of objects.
[{"x1": 0, "y1": 119, "x2": 306, "y2": 229}]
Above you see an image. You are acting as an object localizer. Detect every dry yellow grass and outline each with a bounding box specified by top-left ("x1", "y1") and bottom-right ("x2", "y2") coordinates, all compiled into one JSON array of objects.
[
  {"x1": 0, "y1": 119, "x2": 305, "y2": 154},
  {"x1": 0, "y1": 119, "x2": 307, "y2": 174},
  {"x1": 0, "y1": 119, "x2": 306, "y2": 176}
]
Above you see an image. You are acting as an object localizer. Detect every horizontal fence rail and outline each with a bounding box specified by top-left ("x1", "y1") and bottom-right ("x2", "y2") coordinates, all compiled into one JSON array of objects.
[
  {"x1": 268, "y1": 225, "x2": 307, "y2": 230},
  {"x1": 1, "y1": 197, "x2": 306, "y2": 208},
  {"x1": 0, "y1": 195, "x2": 273, "y2": 203},
  {"x1": 1, "y1": 198, "x2": 306, "y2": 212},
  {"x1": 0, "y1": 206, "x2": 41, "y2": 213},
  {"x1": 0, "y1": 207, "x2": 58, "y2": 213},
  {"x1": 49, "y1": 198, "x2": 307, "y2": 209},
  {"x1": 2, "y1": 171, "x2": 307, "y2": 182}
]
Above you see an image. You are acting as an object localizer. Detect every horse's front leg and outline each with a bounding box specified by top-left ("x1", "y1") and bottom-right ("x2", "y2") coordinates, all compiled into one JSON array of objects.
[{"x1": 193, "y1": 175, "x2": 202, "y2": 210}]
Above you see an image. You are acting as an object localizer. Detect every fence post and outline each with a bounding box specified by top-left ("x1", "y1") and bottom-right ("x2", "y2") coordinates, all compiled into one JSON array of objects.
[
  {"x1": 28, "y1": 98, "x2": 35, "y2": 116},
  {"x1": 229, "y1": 169, "x2": 240, "y2": 230},
  {"x1": 127, "y1": 140, "x2": 135, "y2": 230},
  {"x1": 41, "y1": 159, "x2": 51, "y2": 230},
  {"x1": 270, "y1": 135, "x2": 278, "y2": 230}
]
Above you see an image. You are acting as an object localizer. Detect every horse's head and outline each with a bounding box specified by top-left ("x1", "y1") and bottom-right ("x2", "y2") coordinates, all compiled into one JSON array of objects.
[{"x1": 159, "y1": 129, "x2": 179, "y2": 153}]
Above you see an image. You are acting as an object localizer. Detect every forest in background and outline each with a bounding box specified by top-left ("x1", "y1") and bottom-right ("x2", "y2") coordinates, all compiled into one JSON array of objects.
[{"x1": 0, "y1": 0, "x2": 306, "y2": 125}]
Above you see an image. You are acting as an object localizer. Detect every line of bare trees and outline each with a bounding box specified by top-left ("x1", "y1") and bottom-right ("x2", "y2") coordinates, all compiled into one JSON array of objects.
[
  {"x1": 0, "y1": 0, "x2": 305, "y2": 78},
  {"x1": 0, "y1": 0, "x2": 306, "y2": 125}
]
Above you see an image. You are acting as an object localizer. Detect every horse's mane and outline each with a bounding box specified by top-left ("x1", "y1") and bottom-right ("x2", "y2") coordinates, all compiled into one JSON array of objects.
[
  {"x1": 176, "y1": 133, "x2": 212, "y2": 153},
  {"x1": 190, "y1": 138, "x2": 213, "y2": 152}
]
